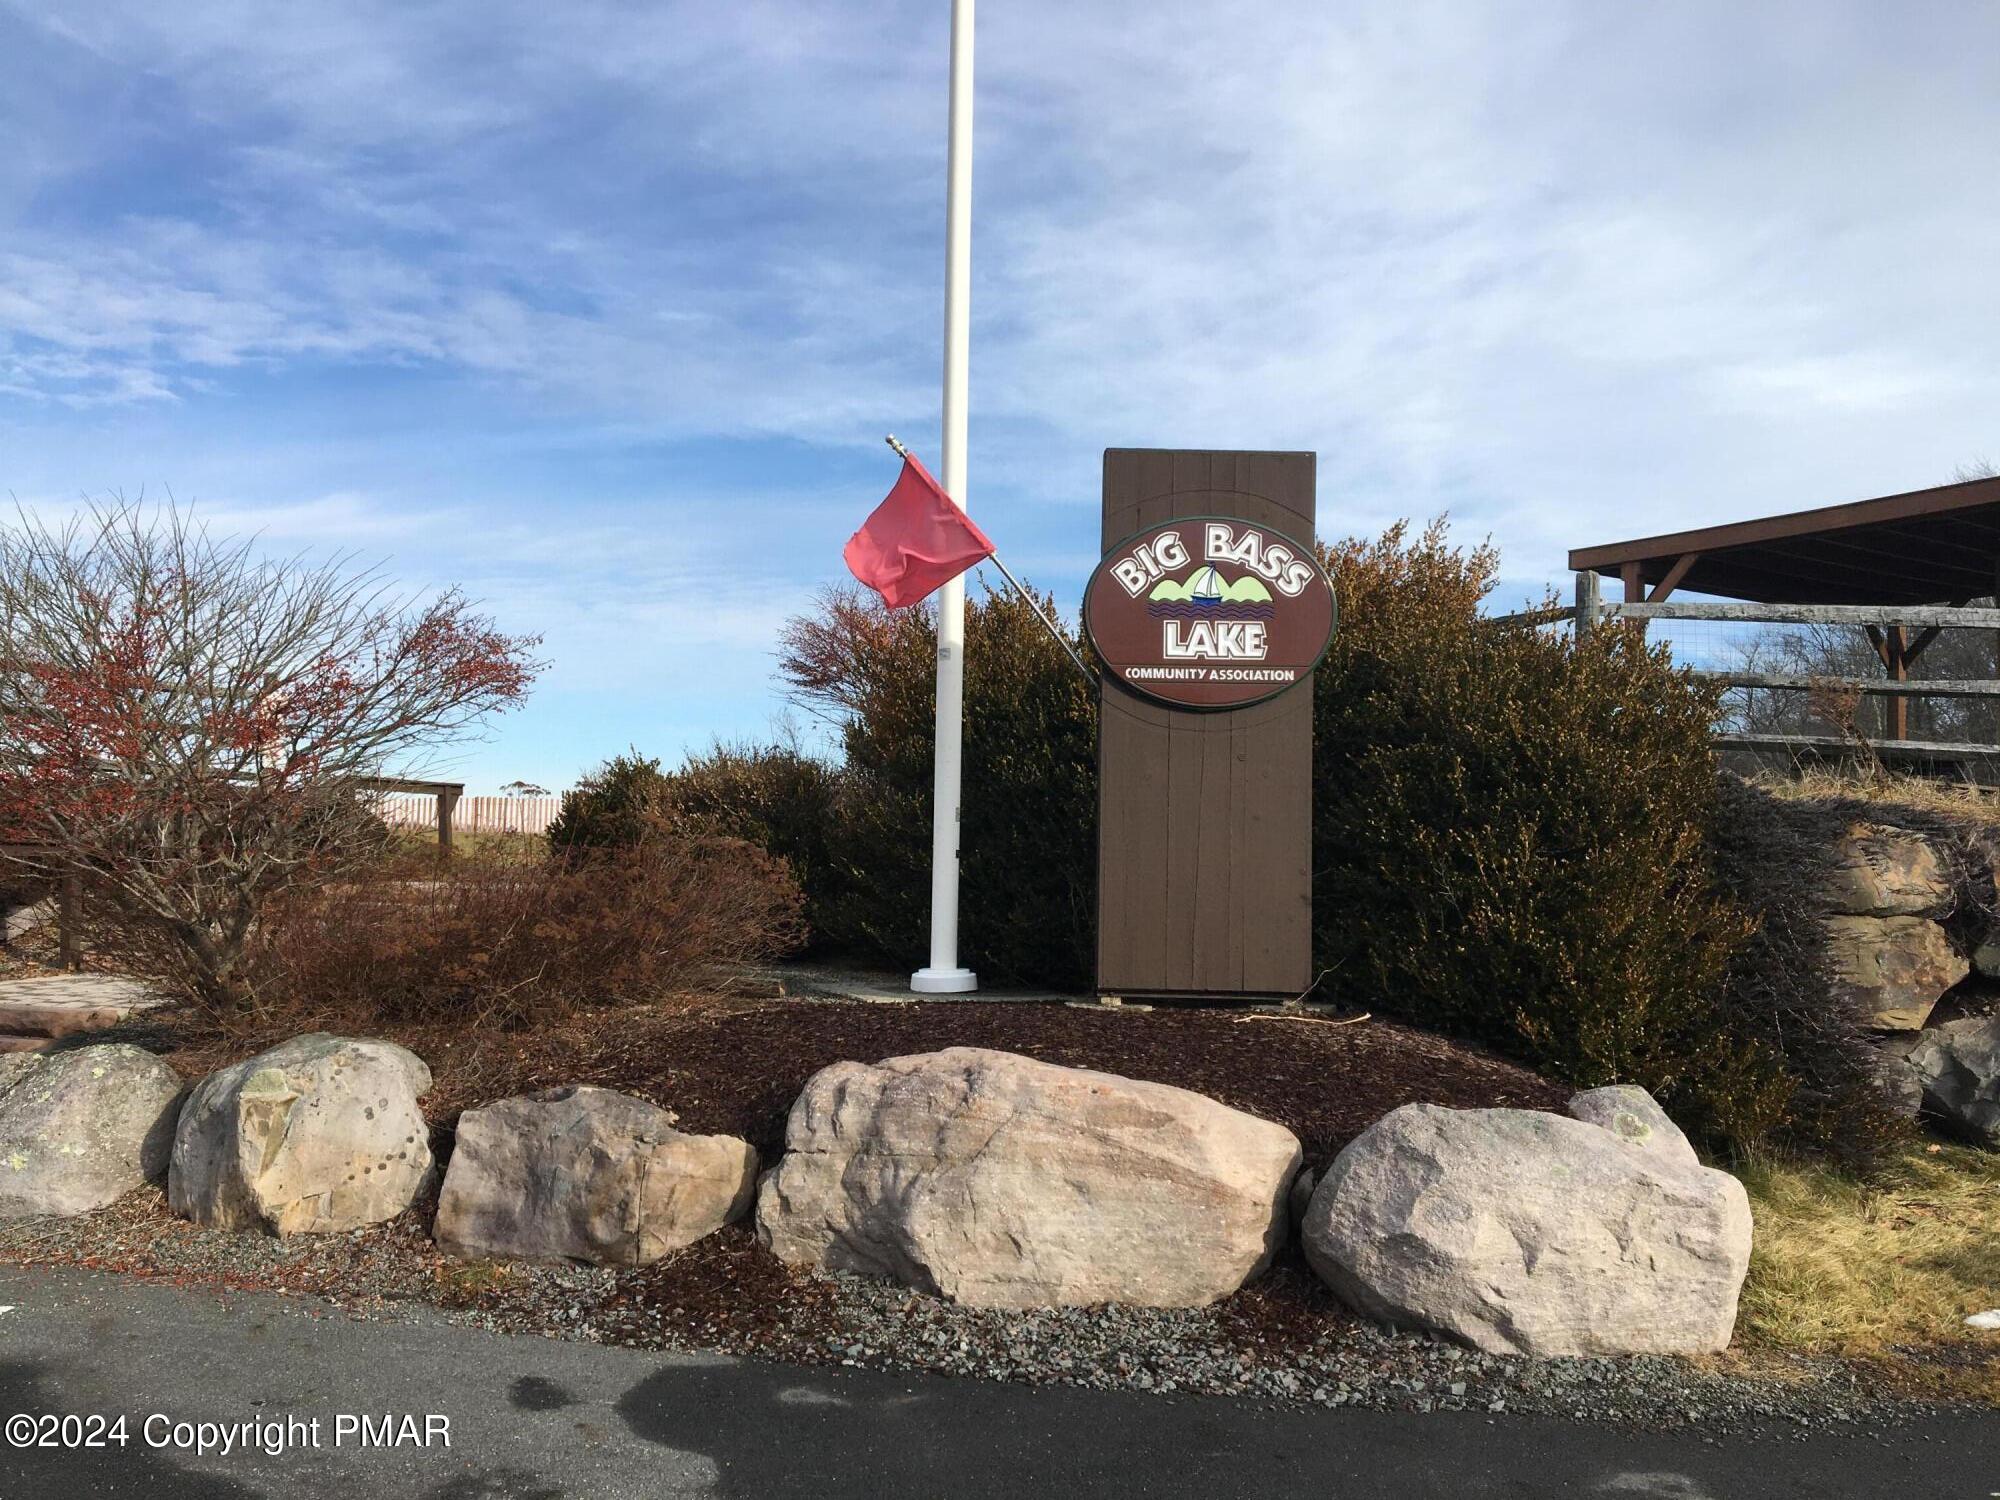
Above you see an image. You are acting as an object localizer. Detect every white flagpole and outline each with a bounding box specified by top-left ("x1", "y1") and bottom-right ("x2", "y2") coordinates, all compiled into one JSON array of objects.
[{"x1": 912, "y1": 0, "x2": 978, "y2": 995}]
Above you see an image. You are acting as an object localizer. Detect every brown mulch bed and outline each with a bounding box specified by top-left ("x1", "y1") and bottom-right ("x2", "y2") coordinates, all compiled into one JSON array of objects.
[{"x1": 129, "y1": 995, "x2": 1568, "y2": 1169}]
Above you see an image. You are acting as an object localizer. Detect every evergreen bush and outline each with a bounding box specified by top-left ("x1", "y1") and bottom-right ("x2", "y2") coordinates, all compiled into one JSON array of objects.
[
  {"x1": 776, "y1": 583, "x2": 1097, "y2": 987},
  {"x1": 546, "y1": 751, "x2": 671, "y2": 852},
  {"x1": 660, "y1": 743, "x2": 851, "y2": 948},
  {"x1": 1310, "y1": 521, "x2": 1894, "y2": 1159}
]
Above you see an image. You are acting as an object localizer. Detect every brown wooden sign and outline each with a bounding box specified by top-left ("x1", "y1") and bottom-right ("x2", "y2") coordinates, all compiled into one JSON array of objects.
[
  {"x1": 1097, "y1": 451, "x2": 1318, "y2": 1000},
  {"x1": 1083, "y1": 516, "x2": 1336, "y2": 710}
]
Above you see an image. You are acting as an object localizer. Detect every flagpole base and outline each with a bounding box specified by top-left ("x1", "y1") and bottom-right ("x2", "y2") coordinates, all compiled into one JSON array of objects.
[{"x1": 911, "y1": 966, "x2": 978, "y2": 995}]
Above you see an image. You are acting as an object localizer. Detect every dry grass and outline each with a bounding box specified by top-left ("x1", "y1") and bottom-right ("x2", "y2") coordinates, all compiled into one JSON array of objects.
[
  {"x1": 1738, "y1": 1145, "x2": 2000, "y2": 1401},
  {"x1": 1749, "y1": 767, "x2": 2000, "y2": 829}
]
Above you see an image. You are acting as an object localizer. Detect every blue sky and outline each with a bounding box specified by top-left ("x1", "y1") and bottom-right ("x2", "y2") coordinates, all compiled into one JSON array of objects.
[{"x1": 3, "y1": 1, "x2": 1996, "y2": 791}]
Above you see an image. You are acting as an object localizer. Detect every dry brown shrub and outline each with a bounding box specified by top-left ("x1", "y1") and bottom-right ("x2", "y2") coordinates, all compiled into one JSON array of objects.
[{"x1": 230, "y1": 834, "x2": 804, "y2": 1031}]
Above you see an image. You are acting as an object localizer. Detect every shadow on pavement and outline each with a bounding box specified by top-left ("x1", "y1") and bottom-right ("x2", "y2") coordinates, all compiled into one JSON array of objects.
[{"x1": 612, "y1": 1353, "x2": 2000, "y2": 1500}]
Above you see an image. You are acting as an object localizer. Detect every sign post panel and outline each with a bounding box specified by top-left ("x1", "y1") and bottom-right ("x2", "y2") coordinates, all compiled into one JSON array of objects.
[{"x1": 1095, "y1": 451, "x2": 1323, "y2": 1000}]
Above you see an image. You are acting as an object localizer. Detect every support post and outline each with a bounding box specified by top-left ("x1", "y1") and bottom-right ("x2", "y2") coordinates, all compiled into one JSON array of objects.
[
  {"x1": 1647, "y1": 552, "x2": 1699, "y2": 603},
  {"x1": 912, "y1": 0, "x2": 977, "y2": 995},
  {"x1": 59, "y1": 869, "x2": 81, "y2": 972},
  {"x1": 1620, "y1": 563, "x2": 1647, "y2": 639},
  {"x1": 436, "y1": 788, "x2": 459, "y2": 856},
  {"x1": 1886, "y1": 625, "x2": 1910, "y2": 741},
  {"x1": 1574, "y1": 570, "x2": 1600, "y2": 640}
]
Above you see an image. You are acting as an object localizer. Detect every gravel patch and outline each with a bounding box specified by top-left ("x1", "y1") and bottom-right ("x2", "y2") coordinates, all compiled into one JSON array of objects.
[{"x1": 0, "y1": 1186, "x2": 1940, "y2": 1437}]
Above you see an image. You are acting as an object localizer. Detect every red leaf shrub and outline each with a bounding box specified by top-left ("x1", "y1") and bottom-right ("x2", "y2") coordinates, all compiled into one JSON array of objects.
[{"x1": 0, "y1": 502, "x2": 544, "y2": 1009}]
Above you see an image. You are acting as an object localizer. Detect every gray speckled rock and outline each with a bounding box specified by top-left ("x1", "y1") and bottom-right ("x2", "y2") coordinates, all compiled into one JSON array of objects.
[
  {"x1": 757, "y1": 1046, "x2": 1301, "y2": 1308},
  {"x1": 1565, "y1": 1085, "x2": 1700, "y2": 1169},
  {"x1": 1302, "y1": 1103, "x2": 1751, "y2": 1357},
  {"x1": 169, "y1": 1034, "x2": 432, "y2": 1235},
  {"x1": 1909, "y1": 1017, "x2": 2000, "y2": 1147},
  {"x1": 0, "y1": 1045, "x2": 182, "y2": 1217},
  {"x1": 436, "y1": 1086, "x2": 755, "y2": 1265}
]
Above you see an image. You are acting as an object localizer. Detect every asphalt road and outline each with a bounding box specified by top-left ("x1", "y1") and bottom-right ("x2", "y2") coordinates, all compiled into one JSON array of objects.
[{"x1": 0, "y1": 1264, "x2": 1993, "y2": 1499}]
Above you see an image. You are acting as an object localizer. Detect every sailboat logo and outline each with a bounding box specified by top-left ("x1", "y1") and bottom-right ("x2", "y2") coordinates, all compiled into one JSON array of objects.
[
  {"x1": 1146, "y1": 566, "x2": 1276, "y2": 619},
  {"x1": 1145, "y1": 565, "x2": 1276, "y2": 660}
]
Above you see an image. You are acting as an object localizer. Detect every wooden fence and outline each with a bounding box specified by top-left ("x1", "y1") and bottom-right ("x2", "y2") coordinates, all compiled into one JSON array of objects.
[
  {"x1": 1492, "y1": 578, "x2": 2000, "y2": 767},
  {"x1": 376, "y1": 794, "x2": 562, "y2": 837}
]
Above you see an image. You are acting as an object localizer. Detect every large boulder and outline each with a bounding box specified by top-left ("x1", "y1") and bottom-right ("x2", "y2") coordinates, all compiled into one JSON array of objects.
[
  {"x1": 757, "y1": 1046, "x2": 1301, "y2": 1308},
  {"x1": 0, "y1": 1045, "x2": 182, "y2": 1217},
  {"x1": 169, "y1": 1034, "x2": 433, "y2": 1235},
  {"x1": 1302, "y1": 1097, "x2": 1751, "y2": 1357},
  {"x1": 1823, "y1": 915, "x2": 1967, "y2": 1030},
  {"x1": 436, "y1": 1086, "x2": 756, "y2": 1265},
  {"x1": 1824, "y1": 823, "x2": 1951, "y2": 917},
  {"x1": 1908, "y1": 1017, "x2": 2000, "y2": 1147}
]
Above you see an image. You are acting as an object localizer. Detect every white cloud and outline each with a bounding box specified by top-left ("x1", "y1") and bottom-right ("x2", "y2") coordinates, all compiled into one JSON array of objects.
[{"x1": 4, "y1": 1, "x2": 1992, "y2": 509}]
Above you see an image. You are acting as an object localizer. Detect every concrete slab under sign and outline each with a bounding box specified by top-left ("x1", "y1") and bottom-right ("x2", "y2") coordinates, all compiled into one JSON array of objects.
[
  {"x1": 740, "y1": 964, "x2": 1359, "y2": 1019},
  {"x1": 740, "y1": 963, "x2": 1078, "y2": 1007}
]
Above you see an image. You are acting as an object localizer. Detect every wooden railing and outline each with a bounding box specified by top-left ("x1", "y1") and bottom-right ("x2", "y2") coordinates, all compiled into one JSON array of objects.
[{"x1": 1488, "y1": 576, "x2": 2000, "y2": 760}]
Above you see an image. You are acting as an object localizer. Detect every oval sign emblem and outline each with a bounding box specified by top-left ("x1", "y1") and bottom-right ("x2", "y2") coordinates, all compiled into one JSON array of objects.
[{"x1": 1083, "y1": 516, "x2": 1337, "y2": 710}]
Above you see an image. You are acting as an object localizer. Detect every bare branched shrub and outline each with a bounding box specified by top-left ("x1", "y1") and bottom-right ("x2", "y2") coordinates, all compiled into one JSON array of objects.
[
  {"x1": 0, "y1": 502, "x2": 542, "y2": 1009},
  {"x1": 1804, "y1": 676, "x2": 1880, "y2": 776}
]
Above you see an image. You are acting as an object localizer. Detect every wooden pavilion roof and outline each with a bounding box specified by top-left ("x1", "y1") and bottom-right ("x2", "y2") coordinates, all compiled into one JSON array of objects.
[{"x1": 1568, "y1": 474, "x2": 2000, "y2": 605}]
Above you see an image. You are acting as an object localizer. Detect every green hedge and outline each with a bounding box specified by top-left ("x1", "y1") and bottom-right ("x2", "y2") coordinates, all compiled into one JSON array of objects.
[
  {"x1": 773, "y1": 586, "x2": 1097, "y2": 987},
  {"x1": 1309, "y1": 524, "x2": 1787, "y2": 1150}
]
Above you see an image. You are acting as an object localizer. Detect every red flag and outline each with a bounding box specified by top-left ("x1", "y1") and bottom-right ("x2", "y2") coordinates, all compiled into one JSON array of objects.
[{"x1": 843, "y1": 452, "x2": 996, "y2": 610}]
